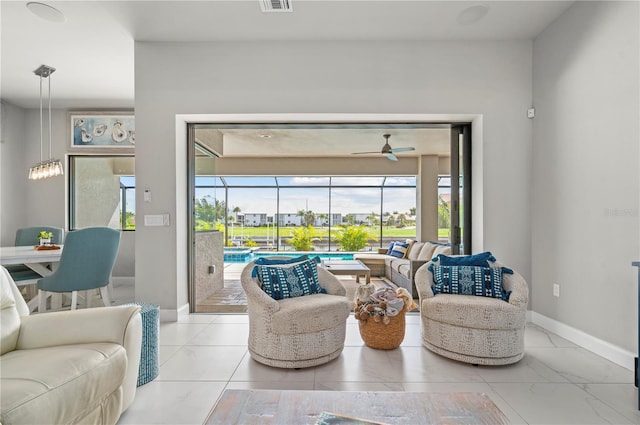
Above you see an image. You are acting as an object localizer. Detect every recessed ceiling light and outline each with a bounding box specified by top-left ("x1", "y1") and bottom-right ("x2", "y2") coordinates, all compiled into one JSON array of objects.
[
  {"x1": 457, "y1": 4, "x2": 489, "y2": 26},
  {"x1": 259, "y1": 134, "x2": 273, "y2": 138},
  {"x1": 26, "y1": 2, "x2": 66, "y2": 23}
]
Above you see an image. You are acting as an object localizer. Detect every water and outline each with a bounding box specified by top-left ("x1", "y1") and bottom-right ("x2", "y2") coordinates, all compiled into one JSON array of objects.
[{"x1": 223, "y1": 249, "x2": 354, "y2": 263}]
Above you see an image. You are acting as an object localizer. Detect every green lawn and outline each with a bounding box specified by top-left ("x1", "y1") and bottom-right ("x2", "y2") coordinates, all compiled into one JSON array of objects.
[{"x1": 223, "y1": 225, "x2": 449, "y2": 240}]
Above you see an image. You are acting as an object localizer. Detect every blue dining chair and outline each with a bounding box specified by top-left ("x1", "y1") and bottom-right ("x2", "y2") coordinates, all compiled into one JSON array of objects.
[
  {"x1": 37, "y1": 227, "x2": 120, "y2": 312},
  {"x1": 7, "y1": 226, "x2": 65, "y2": 284},
  {"x1": 15, "y1": 226, "x2": 65, "y2": 246}
]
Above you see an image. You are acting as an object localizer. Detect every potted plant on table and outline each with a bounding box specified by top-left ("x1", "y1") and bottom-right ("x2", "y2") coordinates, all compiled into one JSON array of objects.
[{"x1": 38, "y1": 230, "x2": 53, "y2": 246}]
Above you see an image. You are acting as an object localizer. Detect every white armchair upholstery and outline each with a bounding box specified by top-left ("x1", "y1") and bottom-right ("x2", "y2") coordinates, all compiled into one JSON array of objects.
[
  {"x1": 414, "y1": 261, "x2": 529, "y2": 365},
  {"x1": 0, "y1": 266, "x2": 142, "y2": 425},
  {"x1": 241, "y1": 260, "x2": 351, "y2": 368}
]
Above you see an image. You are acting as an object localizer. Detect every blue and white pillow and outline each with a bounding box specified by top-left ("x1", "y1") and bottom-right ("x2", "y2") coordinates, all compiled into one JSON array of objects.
[
  {"x1": 433, "y1": 251, "x2": 497, "y2": 268},
  {"x1": 256, "y1": 258, "x2": 326, "y2": 300},
  {"x1": 429, "y1": 264, "x2": 510, "y2": 301},
  {"x1": 389, "y1": 241, "x2": 410, "y2": 258}
]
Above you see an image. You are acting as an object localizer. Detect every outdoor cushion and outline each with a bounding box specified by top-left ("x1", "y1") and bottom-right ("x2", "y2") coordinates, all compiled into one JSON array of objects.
[
  {"x1": 417, "y1": 243, "x2": 438, "y2": 260},
  {"x1": 389, "y1": 242, "x2": 409, "y2": 258},
  {"x1": 407, "y1": 242, "x2": 425, "y2": 260},
  {"x1": 432, "y1": 244, "x2": 452, "y2": 256}
]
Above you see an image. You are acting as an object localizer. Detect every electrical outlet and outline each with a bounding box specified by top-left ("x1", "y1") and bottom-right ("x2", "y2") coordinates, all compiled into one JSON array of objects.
[{"x1": 553, "y1": 283, "x2": 560, "y2": 297}]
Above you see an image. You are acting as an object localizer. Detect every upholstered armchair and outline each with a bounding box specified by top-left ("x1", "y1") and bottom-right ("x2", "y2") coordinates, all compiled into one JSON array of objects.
[
  {"x1": 0, "y1": 266, "x2": 142, "y2": 425},
  {"x1": 241, "y1": 260, "x2": 351, "y2": 368},
  {"x1": 414, "y1": 260, "x2": 529, "y2": 365}
]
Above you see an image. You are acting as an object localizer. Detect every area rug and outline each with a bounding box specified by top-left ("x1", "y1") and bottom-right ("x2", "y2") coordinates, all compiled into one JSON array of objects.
[{"x1": 204, "y1": 389, "x2": 511, "y2": 425}]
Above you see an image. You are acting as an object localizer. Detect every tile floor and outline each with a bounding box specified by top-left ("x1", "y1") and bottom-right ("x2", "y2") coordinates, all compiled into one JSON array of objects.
[{"x1": 116, "y1": 308, "x2": 640, "y2": 425}]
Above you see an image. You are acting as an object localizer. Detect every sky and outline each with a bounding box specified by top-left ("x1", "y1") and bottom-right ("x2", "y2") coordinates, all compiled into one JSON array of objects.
[
  {"x1": 122, "y1": 175, "x2": 455, "y2": 217},
  {"x1": 194, "y1": 176, "x2": 420, "y2": 216}
]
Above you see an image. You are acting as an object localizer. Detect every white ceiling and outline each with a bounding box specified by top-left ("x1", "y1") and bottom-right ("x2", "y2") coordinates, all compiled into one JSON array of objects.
[
  {"x1": 1, "y1": 0, "x2": 574, "y2": 109},
  {"x1": 199, "y1": 127, "x2": 452, "y2": 157},
  {"x1": 1, "y1": 1, "x2": 574, "y2": 157}
]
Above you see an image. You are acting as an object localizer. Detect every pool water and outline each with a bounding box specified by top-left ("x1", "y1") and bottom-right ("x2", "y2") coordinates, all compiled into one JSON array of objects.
[{"x1": 223, "y1": 249, "x2": 354, "y2": 263}]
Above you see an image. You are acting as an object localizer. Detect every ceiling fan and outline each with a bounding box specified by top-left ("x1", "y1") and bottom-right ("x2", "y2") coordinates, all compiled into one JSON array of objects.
[{"x1": 352, "y1": 134, "x2": 416, "y2": 161}]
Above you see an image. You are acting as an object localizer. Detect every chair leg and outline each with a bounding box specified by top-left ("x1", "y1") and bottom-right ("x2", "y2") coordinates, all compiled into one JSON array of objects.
[
  {"x1": 38, "y1": 289, "x2": 47, "y2": 313},
  {"x1": 106, "y1": 282, "x2": 115, "y2": 304},
  {"x1": 85, "y1": 290, "x2": 91, "y2": 308},
  {"x1": 71, "y1": 291, "x2": 78, "y2": 310},
  {"x1": 99, "y1": 286, "x2": 112, "y2": 307}
]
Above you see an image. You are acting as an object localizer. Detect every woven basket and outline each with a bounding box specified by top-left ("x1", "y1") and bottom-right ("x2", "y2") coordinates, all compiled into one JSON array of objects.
[{"x1": 358, "y1": 309, "x2": 406, "y2": 350}]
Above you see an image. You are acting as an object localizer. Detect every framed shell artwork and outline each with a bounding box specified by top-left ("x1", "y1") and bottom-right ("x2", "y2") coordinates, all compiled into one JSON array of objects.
[{"x1": 69, "y1": 112, "x2": 135, "y2": 148}]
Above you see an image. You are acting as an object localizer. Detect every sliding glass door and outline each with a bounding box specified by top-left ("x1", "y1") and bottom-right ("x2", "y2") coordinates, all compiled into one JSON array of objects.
[{"x1": 449, "y1": 124, "x2": 472, "y2": 254}]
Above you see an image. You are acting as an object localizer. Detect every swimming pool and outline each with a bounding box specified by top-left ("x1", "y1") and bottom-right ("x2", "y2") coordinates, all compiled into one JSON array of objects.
[
  {"x1": 223, "y1": 247, "x2": 260, "y2": 262},
  {"x1": 223, "y1": 249, "x2": 354, "y2": 263}
]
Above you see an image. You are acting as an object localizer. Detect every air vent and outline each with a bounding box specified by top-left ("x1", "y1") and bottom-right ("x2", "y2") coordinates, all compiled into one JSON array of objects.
[{"x1": 260, "y1": 0, "x2": 292, "y2": 12}]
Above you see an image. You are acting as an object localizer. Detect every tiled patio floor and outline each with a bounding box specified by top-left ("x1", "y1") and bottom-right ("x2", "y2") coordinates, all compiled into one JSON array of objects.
[{"x1": 195, "y1": 262, "x2": 397, "y2": 313}]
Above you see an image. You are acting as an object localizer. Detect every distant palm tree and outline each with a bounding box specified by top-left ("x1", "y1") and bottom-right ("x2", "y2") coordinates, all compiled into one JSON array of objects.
[
  {"x1": 317, "y1": 213, "x2": 329, "y2": 226},
  {"x1": 366, "y1": 211, "x2": 378, "y2": 226},
  {"x1": 195, "y1": 196, "x2": 226, "y2": 223},
  {"x1": 297, "y1": 209, "x2": 316, "y2": 227}
]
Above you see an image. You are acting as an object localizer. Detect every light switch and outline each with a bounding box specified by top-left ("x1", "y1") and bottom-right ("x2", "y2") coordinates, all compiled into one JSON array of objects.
[{"x1": 144, "y1": 214, "x2": 170, "y2": 226}]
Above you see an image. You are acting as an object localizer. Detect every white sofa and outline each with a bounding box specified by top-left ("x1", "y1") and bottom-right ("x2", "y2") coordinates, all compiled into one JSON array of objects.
[
  {"x1": 354, "y1": 241, "x2": 451, "y2": 297},
  {"x1": 0, "y1": 266, "x2": 142, "y2": 425}
]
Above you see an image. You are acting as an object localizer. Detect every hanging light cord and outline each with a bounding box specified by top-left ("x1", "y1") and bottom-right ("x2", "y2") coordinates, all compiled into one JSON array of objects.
[
  {"x1": 39, "y1": 72, "x2": 44, "y2": 163},
  {"x1": 48, "y1": 70, "x2": 52, "y2": 161},
  {"x1": 29, "y1": 64, "x2": 61, "y2": 180}
]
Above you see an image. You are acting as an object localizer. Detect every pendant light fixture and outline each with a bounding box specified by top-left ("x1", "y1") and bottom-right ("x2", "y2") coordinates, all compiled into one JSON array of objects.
[{"x1": 29, "y1": 64, "x2": 63, "y2": 180}]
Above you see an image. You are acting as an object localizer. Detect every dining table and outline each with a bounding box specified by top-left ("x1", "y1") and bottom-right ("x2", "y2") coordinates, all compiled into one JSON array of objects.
[
  {"x1": 1, "y1": 245, "x2": 64, "y2": 276},
  {"x1": 1, "y1": 245, "x2": 64, "y2": 311}
]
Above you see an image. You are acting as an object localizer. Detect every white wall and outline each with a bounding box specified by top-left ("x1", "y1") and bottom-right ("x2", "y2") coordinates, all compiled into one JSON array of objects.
[
  {"x1": 135, "y1": 40, "x2": 533, "y2": 317},
  {"x1": 0, "y1": 106, "x2": 135, "y2": 277},
  {"x1": 532, "y1": 1, "x2": 639, "y2": 352},
  {"x1": 0, "y1": 101, "x2": 28, "y2": 245},
  {"x1": 0, "y1": 107, "x2": 66, "y2": 243}
]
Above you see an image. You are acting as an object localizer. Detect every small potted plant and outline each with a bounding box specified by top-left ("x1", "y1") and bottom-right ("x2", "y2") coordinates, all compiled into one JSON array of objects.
[{"x1": 38, "y1": 230, "x2": 53, "y2": 246}]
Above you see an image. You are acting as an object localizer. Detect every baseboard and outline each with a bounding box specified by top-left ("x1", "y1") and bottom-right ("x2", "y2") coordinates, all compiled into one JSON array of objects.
[
  {"x1": 177, "y1": 303, "x2": 190, "y2": 321},
  {"x1": 530, "y1": 311, "x2": 635, "y2": 371},
  {"x1": 111, "y1": 276, "x2": 134, "y2": 287},
  {"x1": 159, "y1": 303, "x2": 190, "y2": 322}
]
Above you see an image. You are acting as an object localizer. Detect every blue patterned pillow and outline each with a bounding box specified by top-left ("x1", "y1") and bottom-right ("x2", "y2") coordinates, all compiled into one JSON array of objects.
[
  {"x1": 386, "y1": 242, "x2": 396, "y2": 255},
  {"x1": 256, "y1": 258, "x2": 326, "y2": 300},
  {"x1": 251, "y1": 255, "x2": 309, "y2": 278},
  {"x1": 434, "y1": 251, "x2": 497, "y2": 268},
  {"x1": 428, "y1": 264, "x2": 510, "y2": 301},
  {"x1": 389, "y1": 242, "x2": 409, "y2": 258}
]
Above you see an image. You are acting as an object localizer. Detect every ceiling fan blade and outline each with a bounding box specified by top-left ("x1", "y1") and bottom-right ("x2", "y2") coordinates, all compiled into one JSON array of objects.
[
  {"x1": 352, "y1": 151, "x2": 381, "y2": 155},
  {"x1": 386, "y1": 153, "x2": 398, "y2": 161},
  {"x1": 389, "y1": 147, "x2": 415, "y2": 153}
]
